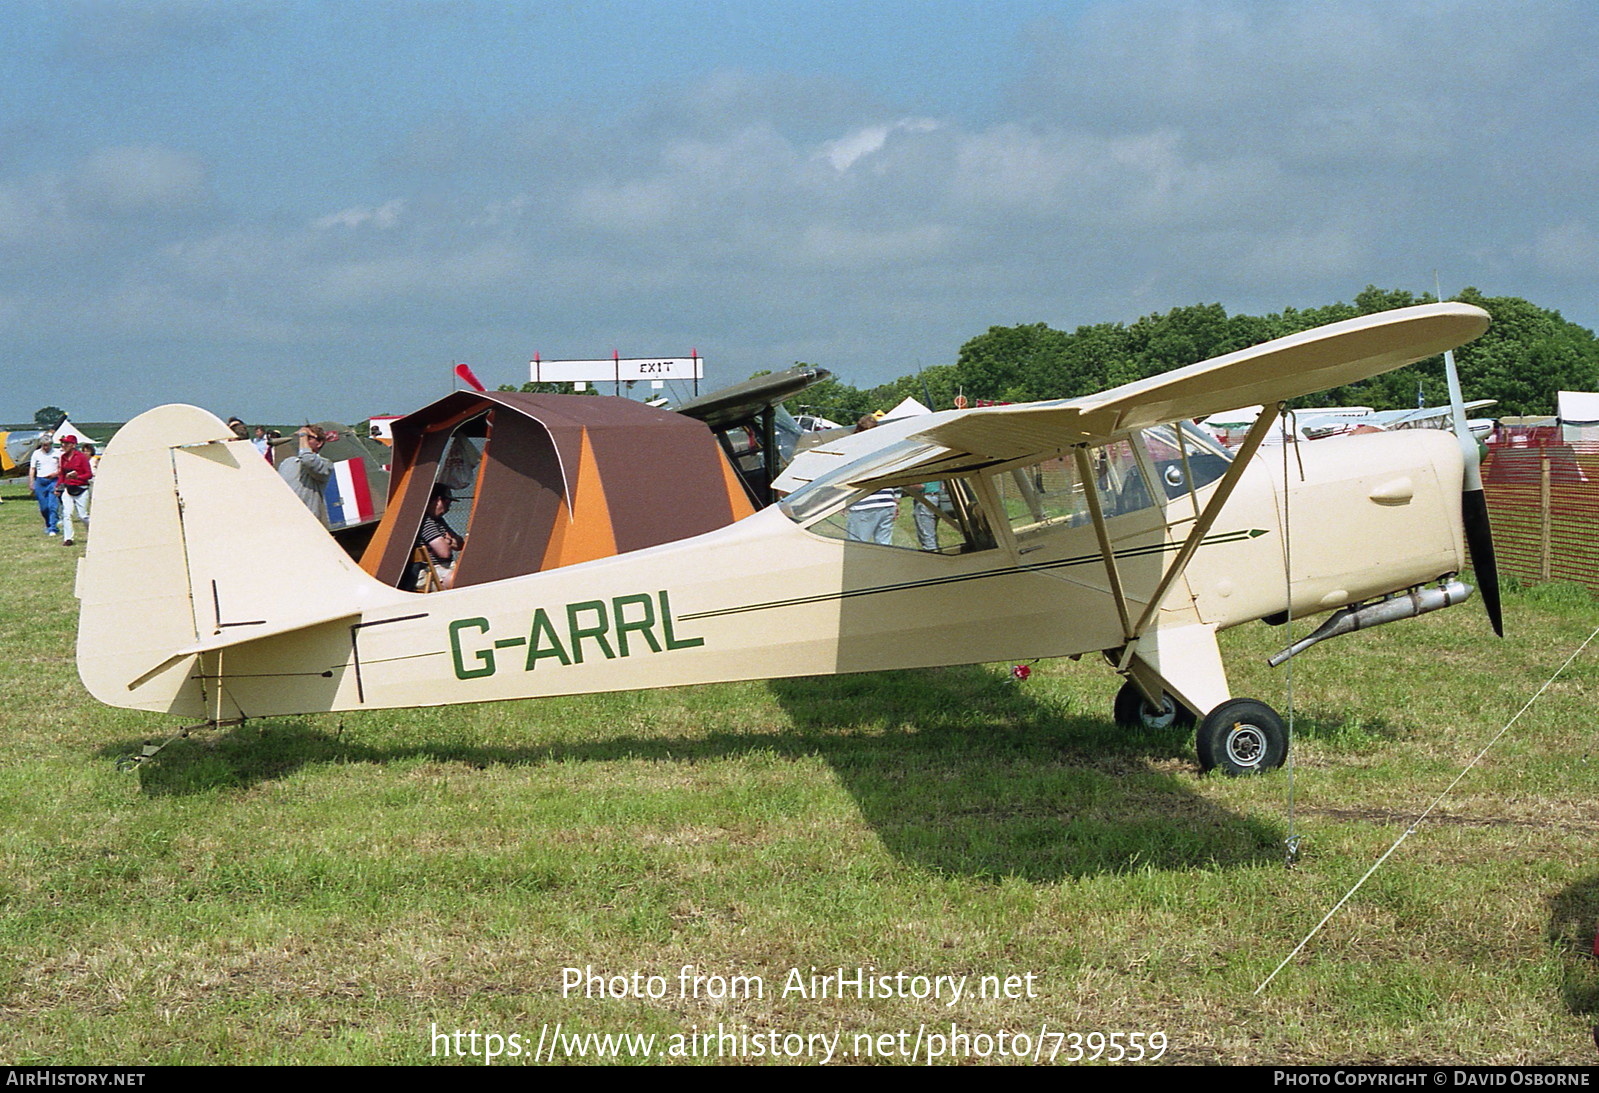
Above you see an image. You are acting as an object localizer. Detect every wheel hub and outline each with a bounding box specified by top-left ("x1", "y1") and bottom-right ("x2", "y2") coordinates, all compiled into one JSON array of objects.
[
  {"x1": 1225, "y1": 723, "x2": 1266, "y2": 767},
  {"x1": 1141, "y1": 698, "x2": 1177, "y2": 730}
]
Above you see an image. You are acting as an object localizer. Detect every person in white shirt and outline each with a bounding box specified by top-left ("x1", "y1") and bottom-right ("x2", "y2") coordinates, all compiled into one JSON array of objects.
[{"x1": 27, "y1": 435, "x2": 61, "y2": 536}]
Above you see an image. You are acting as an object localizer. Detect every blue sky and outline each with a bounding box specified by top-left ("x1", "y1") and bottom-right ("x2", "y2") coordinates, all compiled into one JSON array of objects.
[{"x1": 3, "y1": 0, "x2": 1595, "y2": 424}]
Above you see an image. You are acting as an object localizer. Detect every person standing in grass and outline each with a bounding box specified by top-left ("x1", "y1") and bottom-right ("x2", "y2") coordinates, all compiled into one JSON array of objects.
[
  {"x1": 27, "y1": 433, "x2": 60, "y2": 536},
  {"x1": 56, "y1": 435, "x2": 93, "y2": 546}
]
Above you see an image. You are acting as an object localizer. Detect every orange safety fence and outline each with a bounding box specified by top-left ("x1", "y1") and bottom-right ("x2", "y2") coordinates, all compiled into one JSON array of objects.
[{"x1": 1482, "y1": 438, "x2": 1599, "y2": 593}]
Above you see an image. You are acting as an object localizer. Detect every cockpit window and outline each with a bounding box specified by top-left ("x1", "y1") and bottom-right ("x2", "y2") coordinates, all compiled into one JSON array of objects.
[
  {"x1": 1138, "y1": 422, "x2": 1233, "y2": 499},
  {"x1": 799, "y1": 476, "x2": 995, "y2": 554},
  {"x1": 778, "y1": 439, "x2": 939, "y2": 525},
  {"x1": 779, "y1": 440, "x2": 998, "y2": 554},
  {"x1": 992, "y1": 439, "x2": 1155, "y2": 547},
  {"x1": 993, "y1": 456, "x2": 1090, "y2": 539},
  {"x1": 779, "y1": 420, "x2": 1236, "y2": 555}
]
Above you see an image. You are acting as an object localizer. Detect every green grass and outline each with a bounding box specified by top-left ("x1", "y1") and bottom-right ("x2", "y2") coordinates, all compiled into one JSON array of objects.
[{"x1": 2, "y1": 487, "x2": 1598, "y2": 1064}]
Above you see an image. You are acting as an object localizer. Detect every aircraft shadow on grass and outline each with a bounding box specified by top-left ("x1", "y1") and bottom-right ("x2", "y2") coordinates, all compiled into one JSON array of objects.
[
  {"x1": 100, "y1": 663, "x2": 1288, "y2": 882},
  {"x1": 1548, "y1": 876, "x2": 1599, "y2": 1018},
  {"x1": 767, "y1": 665, "x2": 1284, "y2": 880}
]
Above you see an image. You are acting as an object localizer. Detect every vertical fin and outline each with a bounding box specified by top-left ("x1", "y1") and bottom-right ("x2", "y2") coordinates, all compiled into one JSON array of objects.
[{"x1": 76, "y1": 405, "x2": 380, "y2": 714}]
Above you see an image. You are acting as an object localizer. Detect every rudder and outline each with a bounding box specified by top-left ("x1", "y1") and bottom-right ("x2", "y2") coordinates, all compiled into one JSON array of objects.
[{"x1": 76, "y1": 405, "x2": 379, "y2": 716}]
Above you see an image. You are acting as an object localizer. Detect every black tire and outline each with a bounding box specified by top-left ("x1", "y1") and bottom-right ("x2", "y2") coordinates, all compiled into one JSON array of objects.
[
  {"x1": 1113, "y1": 681, "x2": 1196, "y2": 731},
  {"x1": 1196, "y1": 698, "x2": 1287, "y2": 775}
]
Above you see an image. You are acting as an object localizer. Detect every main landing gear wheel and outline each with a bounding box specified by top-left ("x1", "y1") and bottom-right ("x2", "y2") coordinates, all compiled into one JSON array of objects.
[
  {"x1": 1114, "y1": 681, "x2": 1196, "y2": 731},
  {"x1": 1196, "y1": 698, "x2": 1287, "y2": 776}
]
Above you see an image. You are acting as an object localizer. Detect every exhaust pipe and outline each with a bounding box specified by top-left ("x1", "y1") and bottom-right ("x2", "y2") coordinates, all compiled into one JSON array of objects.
[{"x1": 1268, "y1": 580, "x2": 1474, "y2": 668}]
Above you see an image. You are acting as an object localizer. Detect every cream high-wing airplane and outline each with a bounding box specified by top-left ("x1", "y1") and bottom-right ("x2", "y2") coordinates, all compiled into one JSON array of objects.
[{"x1": 77, "y1": 303, "x2": 1497, "y2": 775}]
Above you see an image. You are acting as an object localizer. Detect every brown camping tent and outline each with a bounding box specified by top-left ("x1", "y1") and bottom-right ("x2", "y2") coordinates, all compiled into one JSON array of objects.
[{"x1": 360, "y1": 391, "x2": 756, "y2": 590}]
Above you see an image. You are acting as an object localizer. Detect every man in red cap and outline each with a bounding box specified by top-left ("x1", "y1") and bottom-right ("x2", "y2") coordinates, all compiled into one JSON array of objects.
[{"x1": 56, "y1": 435, "x2": 94, "y2": 546}]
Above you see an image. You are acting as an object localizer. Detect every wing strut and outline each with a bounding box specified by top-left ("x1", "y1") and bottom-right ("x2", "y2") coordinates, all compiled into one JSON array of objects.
[{"x1": 1128, "y1": 405, "x2": 1282, "y2": 641}]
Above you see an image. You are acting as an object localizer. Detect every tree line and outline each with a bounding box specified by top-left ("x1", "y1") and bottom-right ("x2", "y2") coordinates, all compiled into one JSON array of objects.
[{"x1": 786, "y1": 287, "x2": 1599, "y2": 422}]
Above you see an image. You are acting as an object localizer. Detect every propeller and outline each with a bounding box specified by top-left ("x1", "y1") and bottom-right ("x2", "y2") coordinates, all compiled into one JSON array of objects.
[{"x1": 1443, "y1": 340, "x2": 1503, "y2": 636}]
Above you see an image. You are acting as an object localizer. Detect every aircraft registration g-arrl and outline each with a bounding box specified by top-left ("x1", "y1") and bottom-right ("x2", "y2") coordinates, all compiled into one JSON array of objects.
[{"x1": 76, "y1": 303, "x2": 1498, "y2": 775}]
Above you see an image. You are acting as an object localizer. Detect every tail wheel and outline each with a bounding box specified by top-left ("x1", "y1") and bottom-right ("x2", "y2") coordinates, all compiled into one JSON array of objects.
[
  {"x1": 1197, "y1": 698, "x2": 1287, "y2": 775},
  {"x1": 1114, "y1": 681, "x2": 1196, "y2": 731}
]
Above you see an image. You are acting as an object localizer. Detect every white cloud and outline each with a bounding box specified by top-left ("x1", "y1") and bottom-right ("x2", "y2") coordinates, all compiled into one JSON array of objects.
[
  {"x1": 0, "y1": 145, "x2": 210, "y2": 268},
  {"x1": 0, "y1": 175, "x2": 75, "y2": 248},
  {"x1": 818, "y1": 118, "x2": 940, "y2": 172},
  {"x1": 819, "y1": 124, "x2": 892, "y2": 172},
  {"x1": 314, "y1": 200, "x2": 407, "y2": 231},
  {"x1": 1238, "y1": 225, "x2": 1370, "y2": 282},
  {"x1": 60, "y1": 2, "x2": 274, "y2": 66},
  {"x1": 1019, "y1": 0, "x2": 1595, "y2": 175},
  {"x1": 795, "y1": 222, "x2": 953, "y2": 268},
  {"x1": 310, "y1": 240, "x2": 527, "y2": 309}
]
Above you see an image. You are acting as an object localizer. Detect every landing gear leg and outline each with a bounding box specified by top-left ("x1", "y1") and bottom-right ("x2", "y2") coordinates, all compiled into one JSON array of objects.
[{"x1": 1113, "y1": 680, "x2": 1196, "y2": 731}]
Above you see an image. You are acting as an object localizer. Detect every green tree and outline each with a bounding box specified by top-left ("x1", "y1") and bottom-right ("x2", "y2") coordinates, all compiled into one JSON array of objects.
[
  {"x1": 782, "y1": 288, "x2": 1599, "y2": 425},
  {"x1": 953, "y1": 323, "x2": 1079, "y2": 402},
  {"x1": 1305, "y1": 288, "x2": 1599, "y2": 414},
  {"x1": 34, "y1": 405, "x2": 65, "y2": 428},
  {"x1": 861, "y1": 364, "x2": 963, "y2": 412},
  {"x1": 1123, "y1": 303, "x2": 1236, "y2": 380},
  {"x1": 1353, "y1": 285, "x2": 1423, "y2": 314},
  {"x1": 498, "y1": 381, "x2": 594, "y2": 396},
  {"x1": 1058, "y1": 321, "x2": 1138, "y2": 394},
  {"x1": 1452, "y1": 289, "x2": 1599, "y2": 416}
]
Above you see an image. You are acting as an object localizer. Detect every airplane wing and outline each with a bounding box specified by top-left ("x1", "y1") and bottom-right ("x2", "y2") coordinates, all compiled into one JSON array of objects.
[
  {"x1": 770, "y1": 407, "x2": 1010, "y2": 495},
  {"x1": 673, "y1": 365, "x2": 831, "y2": 429},
  {"x1": 774, "y1": 303, "x2": 1490, "y2": 495},
  {"x1": 1, "y1": 430, "x2": 45, "y2": 475},
  {"x1": 916, "y1": 303, "x2": 1490, "y2": 461},
  {"x1": 1364, "y1": 399, "x2": 1496, "y2": 431}
]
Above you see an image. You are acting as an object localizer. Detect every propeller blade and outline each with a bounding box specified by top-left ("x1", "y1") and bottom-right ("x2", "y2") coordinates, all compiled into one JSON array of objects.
[
  {"x1": 1462, "y1": 485, "x2": 1503, "y2": 637},
  {"x1": 1442, "y1": 336, "x2": 1504, "y2": 637}
]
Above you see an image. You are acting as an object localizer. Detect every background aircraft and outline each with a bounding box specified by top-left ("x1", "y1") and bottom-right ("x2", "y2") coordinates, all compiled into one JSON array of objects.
[
  {"x1": 75, "y1": 303, "x2": 1495, "y2": 776},
  {"x1": 1204, "y1": 401, "x2": 1496, "y2": 445},
  {"x1": 1, "y1": 417, "x2": 103, "y2": 478},
  {"x1": 1, "y1": 429, "x2": 47, "y2": 477},
  {"x1": 672, "y1": 364, "x2": 831, "y2": 506}
]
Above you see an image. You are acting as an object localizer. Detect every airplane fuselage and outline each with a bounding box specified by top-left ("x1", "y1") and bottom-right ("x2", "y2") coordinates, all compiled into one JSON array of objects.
[{"x1": 78, "y1": 410, "x2": 1467, "y2": 723}]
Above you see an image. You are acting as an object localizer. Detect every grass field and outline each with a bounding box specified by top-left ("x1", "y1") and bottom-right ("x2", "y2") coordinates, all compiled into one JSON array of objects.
[{"x1": 2, "y1": 486, "x2": 1598, "y2": 1065}]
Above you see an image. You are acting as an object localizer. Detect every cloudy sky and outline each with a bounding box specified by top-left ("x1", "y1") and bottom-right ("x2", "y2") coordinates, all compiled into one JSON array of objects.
[{"x1": 3, "y1": 0, "x2": 1595, "y2": 425}]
